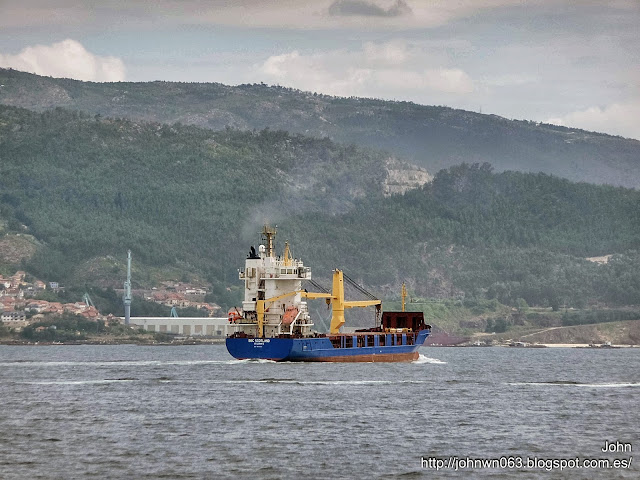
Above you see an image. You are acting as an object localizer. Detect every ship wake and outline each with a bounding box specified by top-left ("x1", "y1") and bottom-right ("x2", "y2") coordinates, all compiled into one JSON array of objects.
[{"x1": 413, "y1": 354, "x2": 447, "y2": 364}]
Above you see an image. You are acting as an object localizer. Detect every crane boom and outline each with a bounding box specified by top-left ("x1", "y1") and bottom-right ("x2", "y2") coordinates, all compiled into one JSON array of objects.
[{"x1": 255, "y1": 269, "x2": 380, "y2": 337}]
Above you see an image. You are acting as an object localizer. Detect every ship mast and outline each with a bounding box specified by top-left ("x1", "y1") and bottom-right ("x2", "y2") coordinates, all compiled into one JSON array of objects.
[
  {"x1": 401, "y1": 282, "x2": 407, "y2": 312},
  {"x1": 283, "y1": 241, "x2": 292, "y2": 267},
  {"x1": 261, "y1": 224, "x2": 276, "y2": 258}
]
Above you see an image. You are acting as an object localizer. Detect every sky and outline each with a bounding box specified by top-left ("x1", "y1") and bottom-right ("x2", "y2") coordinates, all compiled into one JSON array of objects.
[{"x1": 0, "y1": 0, "x2": 639, "y2": 140}]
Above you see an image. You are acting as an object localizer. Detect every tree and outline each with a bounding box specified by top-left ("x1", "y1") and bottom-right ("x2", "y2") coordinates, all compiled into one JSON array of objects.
[{"x1": 516, "y1": 298, "x2": 529, "y2": 313}]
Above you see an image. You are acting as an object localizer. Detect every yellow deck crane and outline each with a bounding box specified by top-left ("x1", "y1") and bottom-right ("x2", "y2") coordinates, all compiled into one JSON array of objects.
[
  {"x1": 255, "y1": 269, "x2": 381, "y2": 337},
  {"x1": 401, "y1": 282, "x2": 407, "y2": 312}
]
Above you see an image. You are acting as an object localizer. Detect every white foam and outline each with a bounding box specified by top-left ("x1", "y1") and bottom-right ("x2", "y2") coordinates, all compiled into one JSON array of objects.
[
  {"x1": 20, "y1": 379, "x2": 135, "y2": 385},
  {"x1": 0, "y1": 360, "x2": 242, "y2": 367},
  {"x1": 413, "y1": 354, "x2": 447, "y2": 364},
  {"x1": 301, "y1": 380, "x2": 392, "y2": 385},
  {"x1": 299, "y1": 380, "x2": 430, "y2": 385},
  {"x1": 508, "y1": 382, "x2": 640, "y2": 388},
  {"x1": 214, "y1": 379, "x2": 428, "y2": 385},
  {"x1": 580, "y1": 383, "x2": 640, "y2": 388}
]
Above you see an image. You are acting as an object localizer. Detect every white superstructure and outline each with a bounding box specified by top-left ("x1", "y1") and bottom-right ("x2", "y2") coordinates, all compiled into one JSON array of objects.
[{"x1": 235, "y1": 225, "x2": 314, "y2": 338}]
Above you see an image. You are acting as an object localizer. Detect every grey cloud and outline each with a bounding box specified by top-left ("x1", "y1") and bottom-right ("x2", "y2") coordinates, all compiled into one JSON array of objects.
[{"x1": 328, "y1": 0, "x2": 411, "y2": 18}]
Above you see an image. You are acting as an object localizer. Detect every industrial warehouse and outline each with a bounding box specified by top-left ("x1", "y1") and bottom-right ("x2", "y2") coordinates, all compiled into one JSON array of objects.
[{"x1": 130, "y1": 316, "x2": 233, "y2": 338}]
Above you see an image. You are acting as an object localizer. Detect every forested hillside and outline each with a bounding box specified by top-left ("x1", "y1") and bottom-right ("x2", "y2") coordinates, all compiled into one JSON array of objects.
[
  {"x1": 0, "y1": 104, "x2": 390, "y2": 289},
  {"x1": 1, "y1": 105, "x2": 639, "y2": 312},
  {"x1": 282, "y1": 163, "x2": 640, "y2": 308},
  {"x1": 1, "y1": 68, "x2": 639, "y2": 189}
]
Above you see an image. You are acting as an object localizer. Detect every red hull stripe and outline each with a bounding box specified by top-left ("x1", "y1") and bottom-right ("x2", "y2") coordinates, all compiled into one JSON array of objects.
[{"x1": 284, "y1": 351, "x2": 419, "y2": 363}]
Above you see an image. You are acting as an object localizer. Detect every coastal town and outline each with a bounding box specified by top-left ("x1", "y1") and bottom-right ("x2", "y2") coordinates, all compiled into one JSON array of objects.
[{"x1": 0, "y1": 270, "x2": 222, "y2": 333}]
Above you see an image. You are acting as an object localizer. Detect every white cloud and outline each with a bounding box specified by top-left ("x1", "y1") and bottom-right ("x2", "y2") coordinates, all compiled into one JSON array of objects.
[
  {"x1": 0, "y1": 39, "x2": 126, "y2": 82},
  {"x1": 481, "y1": 74, "x2": 539, "y2": 87},
  {"x1": 0, "y1": 0, "x2": 575, "y2": 30},
  {"x1": 363, "y1": 39, "x2": 409, "y2": 65},
  {"x1": 546, "y1": 102, "x2": 640, "y2": 140},
  {"x1": 258, "y1": 41, "x2": 474, "y2": 98},
  {"x1": 328, "y1": 0, "x2": 412, "y2": 18},
  {"x1": 260, "y1": 50, "x2": 371, "y2": 96},
  {"x1": 181, "y1": 0, "x2": 554, "y2": 29},
  {"x1": 373, "y1": 68, "x2": 474, "y2": 93}
]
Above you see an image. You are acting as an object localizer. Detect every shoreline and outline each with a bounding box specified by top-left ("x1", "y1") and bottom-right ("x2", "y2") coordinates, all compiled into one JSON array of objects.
[
  {"x1": 445, "y1": 342, "x2": 639, "y2": 349},
  {"x1": 0, "y1": 339, "x2": 226, "y2": 346},
  {"x1": 1, "y1": 339, "x2": 637, "y2": 348}
]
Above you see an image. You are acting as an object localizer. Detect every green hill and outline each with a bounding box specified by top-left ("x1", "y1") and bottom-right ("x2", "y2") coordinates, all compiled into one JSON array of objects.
[
  {"x1": 1, "y1": 68, "x2": 639, "y2": 189},
  {"x1": 0, "y1": 104, "x2": 391, "y2": 283},
  {"x1": 283, "y1": 164, "x2": 640, "y2": 308},
  {"x1": 1, "y1": 104, "x2": 640, "y2": 314}
]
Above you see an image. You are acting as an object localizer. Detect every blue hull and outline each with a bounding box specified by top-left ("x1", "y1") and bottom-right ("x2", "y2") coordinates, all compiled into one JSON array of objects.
[{"x1": 226, "y1": 330, "x2": 430, "y2": 362}]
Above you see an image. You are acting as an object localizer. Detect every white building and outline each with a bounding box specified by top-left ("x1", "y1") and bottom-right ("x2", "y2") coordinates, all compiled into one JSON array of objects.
[
  {"x1": 1, "y1": 310, "x2": 28, "y2": 328},
  {"x1": 130, "y1": 317, "x2": 234, "y2": 337}
]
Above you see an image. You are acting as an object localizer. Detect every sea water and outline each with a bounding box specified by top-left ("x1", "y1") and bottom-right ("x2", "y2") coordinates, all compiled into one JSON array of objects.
[{"x1": 0, "y1": 345, "x2": 638, "y2": 479}]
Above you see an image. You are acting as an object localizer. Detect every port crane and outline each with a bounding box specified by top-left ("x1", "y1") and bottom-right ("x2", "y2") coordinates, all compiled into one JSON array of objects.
[
  {"x1": 123, "y1": 250, "x2": 132, "y2": 325},
  {"x1": 83, "y1": 293, "x2": 96, "y2": 308}
]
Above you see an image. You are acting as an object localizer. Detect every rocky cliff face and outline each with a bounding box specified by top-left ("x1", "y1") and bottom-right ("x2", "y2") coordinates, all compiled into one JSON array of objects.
[
  {"x1": 0, "y1": 234, "x2": 39, "y2": 264},
  {"x1": 383, "y1": 158, "x2": 432, "y2": 196}
]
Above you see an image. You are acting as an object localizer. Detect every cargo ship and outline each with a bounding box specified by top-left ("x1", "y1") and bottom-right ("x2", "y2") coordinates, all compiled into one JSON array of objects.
[{"x1": 225, "y1": 226, "x2": 431, "y2": 362}]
